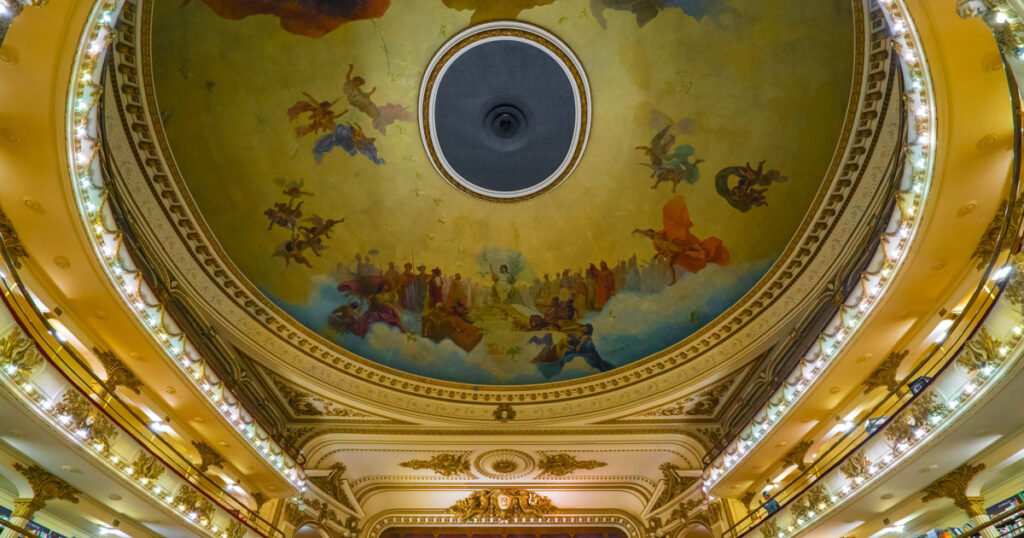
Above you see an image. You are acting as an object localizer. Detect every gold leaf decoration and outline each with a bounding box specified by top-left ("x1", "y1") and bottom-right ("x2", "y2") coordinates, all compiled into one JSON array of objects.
[
  {"x1": 271, "y1": 374, "x2": 367, "y2": 417},
  {"x1": 52, "y1": 390, "x2": 118, "y2": 453},
  {"x1": 309, "y1": 462, "x2": 354, "y2": 510},
  {"x1": 972, "y1": 198, "x2": 1024, "y2": 270},
  {"x1": 537, "y1": 453, "x2": 607, "y2": 477},
  {"x1": 172, "y1": 485, "x2": 215, "y2": 522},
  {"x1": 449, "y1": 489, "x2": 556, "y2": 520},
  {"x1": 0, "y1": 328, "x2": 43, "y2": 380},
  {"x1": 958, "y1": 327, "x2": 1006, "y2": 374},
  {"x1": 94, "y1": 347, "x2": 143, "y2": 395},
  {"x1": 13, "y1": 463, "x2": 80, "y2": 506},
  {"x1": 191, "y1": 440, "x2": 225, "y2": 473},
  {"x1": 839, "y1": 451, "x2": 871, "y2": 482},
  {"x1": 781, "y1": 439, "x2": 814, "y2": 472},
  {"x1": 0, "y1": 204, "x2": 29, "y2": 269},
  {"x1": 861, "y1": 350, "x2": 908, "y2": 394},
  {"x1": 921, "y1": 462, "x2": 987, "y2": 517},
  {"x1": 654, "y1": 462, "x2": 699, "y2": 509},
  {"x1": 130, "y1": 451, "x2": 165, "y2": 483},
  {"x1": 399, "y1": 453, "x2": 470, "y2": 477}
]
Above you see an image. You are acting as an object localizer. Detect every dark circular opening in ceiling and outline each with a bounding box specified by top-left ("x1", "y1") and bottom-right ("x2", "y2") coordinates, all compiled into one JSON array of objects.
[{"x1": 431, "y1": 37, "x2": 579, "y2": 198}]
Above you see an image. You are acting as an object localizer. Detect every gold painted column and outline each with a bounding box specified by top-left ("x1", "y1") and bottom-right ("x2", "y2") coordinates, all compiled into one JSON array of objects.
[
  {"x1": 1, "y1": 463, "x2": 80, "y2": 538},
  {"x1": 965, "y1": 496, "x2": 1000, "y2": 538},
  {"x1": 920, "y1": 463, "x2": 998, "y2": 538},
  {"x1": 0, "y1": 498, "x2": 45, "y2": 538}
]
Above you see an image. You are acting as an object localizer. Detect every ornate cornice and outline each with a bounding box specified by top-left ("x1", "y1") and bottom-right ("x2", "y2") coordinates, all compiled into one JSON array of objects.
[{"x1": 89, "y1": 0, "x2": 906, "y2": 423}]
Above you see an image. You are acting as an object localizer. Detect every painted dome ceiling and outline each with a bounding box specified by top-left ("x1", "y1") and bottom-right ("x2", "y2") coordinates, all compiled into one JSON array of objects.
[{"x1": 145, "y1": 0, "x2": 856, "y2": 386}]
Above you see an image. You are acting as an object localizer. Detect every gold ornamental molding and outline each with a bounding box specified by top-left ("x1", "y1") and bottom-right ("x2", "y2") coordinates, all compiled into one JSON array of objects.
[
  {"x1": 93, "y1": 347, "x2": 143, "y2": 395},
  {"x1": 449, "y1": 489, "x2": 556, "y2": 521},
  {"x1": 0, "y1": 203, "x2": 29, "y2": 269},
  {"x1": 400, "y1": 453, "x2": 471, "y2": 477},
  {"x1": 12, "y1": 462, "x2": 80, "y2": 510},
  {"x1": 536, "y1": 453, "x2": 607, "y2": 477},
  {"x1": 920, "y1": 462, "x2": 988, "y2": 517},
  {"x1": 365, "y1": 511, "x2": 644, "y2": 538},
  {"x1": 87, "y1": 0, "x2": 915, "y2": 423}
]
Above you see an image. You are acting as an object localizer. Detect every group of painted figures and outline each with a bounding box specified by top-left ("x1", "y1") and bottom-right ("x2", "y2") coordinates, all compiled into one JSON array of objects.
[
  {"x1": 316, "y1": 192, "x2": 732, "y2": 377},
  {"x1": 287, "y1": 64, "x2": 409, "y2": 166}
]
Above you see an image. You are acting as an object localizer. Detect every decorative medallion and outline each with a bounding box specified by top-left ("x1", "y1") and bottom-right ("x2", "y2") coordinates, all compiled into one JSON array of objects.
[
  {"x1": 420, "y1": 21, "x2": 590, "y2": 202},
  {"x1": 473, "y1": 449, "x2": 536, "y2": 480}
]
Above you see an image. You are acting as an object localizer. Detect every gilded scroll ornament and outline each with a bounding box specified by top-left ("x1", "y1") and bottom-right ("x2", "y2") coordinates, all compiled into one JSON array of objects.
[
  {"x1": 400, "y1": 453, "x2": 470, "y2": 477},
  {"x1": 642, "y1": 377, "x2": 736, "y2": 417},
  {"x1": 921, "y1": 462, "x2": 987, "y2": 517},
  {"x1": 13, "y1": 463, "x2": 79, "y2": 508},
  {"x1": 781, "y1": 440, "x2": 814, "y2": 472},
  {"x1": 861, "y1": 350, "x2": 908, "y2": 394},
  {"x1": 958, "y1": 327, "x2": 1005, "y2": 374},
  {"x1": 52, "y1": 390, "x2": 118, "y2": 453},
  {"x1": 839, "y1": 451, "x2": 872, "y2": 483},
  {"x1": 537, "y1": 453, "x2": 607, "y2": 477},
  {"x1": 172, "y1": 485, "x2": 215, "y2": 521},
  {"x1": 309, "y1": 462, "x2": 355, "y2": 509},
  {"x1": 0, "y1": 328, "x2": 43, "y2": 380},
  {"x1": 94, "y1": 347, "x2": 143, "y2": 395},
  {"x1": 271, "y1": 374, "x2": 367, "y2": 417},
  {"x1": 972, "y1": 198, "x2": 1024, "y2": 270},
  {"x1": 191, "y1": 440, "x2": 226, "y2": 472},
  {"x1": 449, "y1": 489, "x2": 556, "y2": 520},
  {"x1": 130, "y1": 451, "x2": 165, "y2": 483},
  {"x1": 654, "y1": 462, "x2": 699, "y2": 509},
  {"x1": 0, "y1": 204, "x2": 29, "y2": 268},
  {"x1": 759, "y1": 519, "x2": 781, "y2": 537}
]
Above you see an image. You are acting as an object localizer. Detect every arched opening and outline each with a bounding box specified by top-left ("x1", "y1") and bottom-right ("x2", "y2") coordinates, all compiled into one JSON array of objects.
[
  {"x1": 293, "y1": 523, "x2": 331, "y2": 538},
  {"x1": 678, "y1": 524, "x2": 714, "y2": 538}
]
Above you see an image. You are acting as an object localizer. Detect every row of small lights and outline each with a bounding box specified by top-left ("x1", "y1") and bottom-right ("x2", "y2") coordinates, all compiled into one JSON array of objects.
[
  {"x1": 755, "y1": 305, "x2": 1022, "y2": 538},
  {"x1": 0, "y1": 350, "x2": 255, "y2": 537},
  {"x1": 65, "y1": 0, "x2": 305, "y2": 492},
  {"x1": 702, "y1": 0, "x2": 935, "y2": 493}
]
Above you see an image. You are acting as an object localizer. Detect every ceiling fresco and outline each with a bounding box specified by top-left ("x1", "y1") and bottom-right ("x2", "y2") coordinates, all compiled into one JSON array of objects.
[{"x1": 149, "y1": 0, "x2": 855, "y2": 385}]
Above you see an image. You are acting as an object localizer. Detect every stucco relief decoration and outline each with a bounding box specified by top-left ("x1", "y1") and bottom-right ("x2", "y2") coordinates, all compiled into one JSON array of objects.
[
  {"x1": 0, "y1": 328, "x2": 43, "y2": 380},
  {"x1": 271, "y1": 374, "x2": 368, "y2": 417},
  {"x1": 537, "y1": 453, "x2": 607, "y2": 477},
  {"x1": 641, "y1": 376, "x2": 736, "y2": 417},
  {"x1": 399, "y1": 453, "x2": 471, "y2": 477},
  {"x1": 449, "y1": 489, "x2": 557, "y2": 521},
  {"x1": 473, "y1": 449, "x2": 536, "y2": 479}
]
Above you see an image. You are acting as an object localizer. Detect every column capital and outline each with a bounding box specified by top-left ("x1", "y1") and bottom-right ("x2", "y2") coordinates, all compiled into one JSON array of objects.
[
  {"x1": 967, "y1": 496, "x2": 988, "y2": 518},
  {"x1": 12, "y1": 497, "x2": 45, "y2": 519},
  {"x1": 920, "y1": 462, "x2": 987, "y2": 518},
  {"x1": 13, "y1": 462, "x2": 80, "y2": 508}
]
